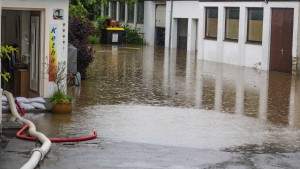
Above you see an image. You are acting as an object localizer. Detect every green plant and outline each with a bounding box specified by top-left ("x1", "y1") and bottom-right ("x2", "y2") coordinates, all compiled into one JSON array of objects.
[
  {"x1": 50, "y1": 90, "x2": 73, "y2": 106},
  {"x1": 50, "y1": 61, "x2": 73, "y2": 105},
  {"x1": 121, "y1": 24, "x2": 144, "y2": 45},
  {"x1": 96, "y1": 16, "x2": 111, "y2": 42},
  {"x1": 96, "y1": 16, "x2": 110, "y2": 29},
  {"x1": 88, "y1": 35, "x2": 100, "y2": 44},
  {"x1": 69, "y1": 1, "x2": 88, "y2": 18},
  {"x1": 0, "y1": 45, "x2": 18, "y2": 81}
]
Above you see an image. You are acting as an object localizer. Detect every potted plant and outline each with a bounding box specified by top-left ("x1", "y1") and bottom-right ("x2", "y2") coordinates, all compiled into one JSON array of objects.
[{"x1": 50, "y1": 61, "x2": 73, "y2": 113}]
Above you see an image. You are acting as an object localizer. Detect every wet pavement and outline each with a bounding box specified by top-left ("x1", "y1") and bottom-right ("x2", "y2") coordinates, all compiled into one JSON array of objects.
[{"x1": 2, "y1": 45, "x2": 300, "y2": 168}]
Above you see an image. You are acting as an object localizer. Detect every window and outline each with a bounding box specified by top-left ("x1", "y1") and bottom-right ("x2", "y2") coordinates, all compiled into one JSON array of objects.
[
  {"x1": 103, "y1": 5, "x2": 109, "y2": 16},
  {"x1": 225, "y1": 8, "x2": 239, "y2": 40},
  {"x1": 119, "y1": 2, "x2": 125, "y2": 22},
  {"x1": 111, "y1": 1, "x2": 117, "y2": 20},
  {"x1": 247, "y1": 8, "x2": 263, "y2": 43},
  {"x1": 137, "y1": 1, "x2": 144, "y2": 24},
  {"x1": 127, "y1": 5, "x2": 134, "y2": 23},
  {"x1": 205, "y1": 7, "x2": 218, "y2": 39}
]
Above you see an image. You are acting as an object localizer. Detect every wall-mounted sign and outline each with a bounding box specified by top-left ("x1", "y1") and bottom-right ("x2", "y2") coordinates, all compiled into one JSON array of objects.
[
  {"x1": 49, "y1": 24, "x2": 58, "y2": 81},
  {"x1": 53, "y1": 9, "x2": 64, "y2": 20}
]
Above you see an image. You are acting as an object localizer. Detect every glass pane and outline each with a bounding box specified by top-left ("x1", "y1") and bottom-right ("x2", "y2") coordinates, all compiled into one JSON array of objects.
[
  {"x1": 128, "y1": 5, "x2": 134, "y2": 23},
  {"x1": 104, "y1": 6, "x2": 109, "y2": 16},
  {"x1": 248, "y1": 9, "x2": 263, "y2": 42},
  {"x1": 137, "y1": 1, "x2": 144, "y2": 24},
  {"x1": 206, "y1": 8, "x2": 218, "y2": 38},
  {"x1": 120, "y1": 2, "x2": 125, "y2": 21},
  {"x1": 226, "y1": 8, "x2": 239, "y2": 40},
  {"x1": 111, "y1": 2, "x2": 117, "y2": 20}
]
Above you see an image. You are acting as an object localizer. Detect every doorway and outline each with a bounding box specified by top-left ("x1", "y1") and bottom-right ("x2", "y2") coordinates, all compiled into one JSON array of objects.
[
  {"x1": 270, "y1": 8, "x2": 294, "y2": 73},
  {"x1": 1, "y1": 10, "x2": 41, "y2": 97},
  {"x1": 177, "y1": 18, "x2": 188, "y2": 49},
  {"x1": 155, "y1": 4, "x2": 166, "y2": 46}
]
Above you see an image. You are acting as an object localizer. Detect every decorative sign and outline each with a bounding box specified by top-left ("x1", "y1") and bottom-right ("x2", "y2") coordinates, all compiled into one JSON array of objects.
[
  {"x1": 49, "y1": 24, "x2": 58, "y2": 81},
  {"x1": 53, "y1": 9, "x2": 64, "y2": 20}
]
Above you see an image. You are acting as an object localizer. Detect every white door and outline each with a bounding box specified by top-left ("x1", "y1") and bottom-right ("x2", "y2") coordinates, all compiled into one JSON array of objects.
[{"x1": 30, "y1": 16, "x2": 39, "y2": 92}]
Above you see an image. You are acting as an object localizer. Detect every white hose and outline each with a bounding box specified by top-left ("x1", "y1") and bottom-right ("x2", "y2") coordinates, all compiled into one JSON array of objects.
[{"x1": 3, "y1": 90, "x2": 51, "y2": 169}]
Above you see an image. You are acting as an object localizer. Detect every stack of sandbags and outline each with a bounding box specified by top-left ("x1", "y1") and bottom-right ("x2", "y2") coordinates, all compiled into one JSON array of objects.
[
  {"x1": 15, "y1": 97, "x2": 35, "y2": 110},
  {"x1": 1, "y1": 95, "x2": 47, "y2": 110},
  {"x1": 28, "y1": 97, "x2": 46, "y2": 110},
  {"x1": 16, "y1": 97, "x2": 46, "y2": 110},
  {"x1": 2, "y1": 95, "x2": 9, "y2": 110}
]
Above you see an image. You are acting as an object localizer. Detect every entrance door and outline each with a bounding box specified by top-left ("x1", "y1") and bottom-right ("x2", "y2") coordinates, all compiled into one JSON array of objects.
[
  {"x1": 270, "y1": 8, "x2": 294, "y2": 73},
  {"x1": 30, "y1": 13, "x2": 40, "y2": 92}
]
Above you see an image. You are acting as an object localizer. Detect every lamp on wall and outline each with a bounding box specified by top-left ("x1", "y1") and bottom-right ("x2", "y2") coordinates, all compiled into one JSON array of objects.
[{"x1": 264, "y1": 0, "x2": 268, "y2": 4}]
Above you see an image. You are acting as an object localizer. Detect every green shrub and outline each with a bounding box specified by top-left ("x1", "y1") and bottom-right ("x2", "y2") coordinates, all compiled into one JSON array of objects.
[
  {"x1": 96, "y1": 16, "x2": 110, "y2": 42},
  {"x1": 121, "y1": 24, "x2": 145, "y2": 45},
  {"x1": 88, "y1": 35, "x2": 100, "y2": 44},
  {"x1": 69, "y1": 16, "x2": 96, "y2": 79}
]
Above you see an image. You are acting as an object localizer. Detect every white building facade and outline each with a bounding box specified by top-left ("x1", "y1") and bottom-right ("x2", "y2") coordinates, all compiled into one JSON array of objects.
[
  {"x1": 165, "y1": 0, "x2": 300, "y2": 74},
  {"x1": 106, "y1": 0, "x2": 300, "y2": 74}
]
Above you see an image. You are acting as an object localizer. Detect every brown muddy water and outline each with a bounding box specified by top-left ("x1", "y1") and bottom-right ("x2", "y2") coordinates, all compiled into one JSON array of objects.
[{"x1": 32, "y1": 45, "x2": 300, "y2": 153}]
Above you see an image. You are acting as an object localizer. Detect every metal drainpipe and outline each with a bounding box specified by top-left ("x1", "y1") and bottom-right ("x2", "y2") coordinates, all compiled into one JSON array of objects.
[{"x1": 168, "y1": 0, "x2": 173, "y2": 50}]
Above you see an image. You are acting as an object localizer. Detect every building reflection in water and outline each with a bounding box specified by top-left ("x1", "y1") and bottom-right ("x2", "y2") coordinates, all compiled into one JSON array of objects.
[
  {"x1": 161, "y1": 48, "x2": 300, "y2": 129},
  {"x1": 71, "y1": 45, "x2": 300, "y2": 130}
]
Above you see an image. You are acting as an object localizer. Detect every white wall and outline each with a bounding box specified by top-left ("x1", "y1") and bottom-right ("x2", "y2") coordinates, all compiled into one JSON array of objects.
[
  {"x1": 3, "y1": 0, "x2": 69, "y2": 97},
  {"x1": 165, "y1": 1, "x2": 200, "y2": 49},
  {"x1": 143, "y1": 1, "x2": 157, "y2": 46},
  {"x1": 165, "y1": 1, "x2": 299, "y2": 70},
  {"x1": 199, "y1": 2, "x2": 299, "y2": 70}
]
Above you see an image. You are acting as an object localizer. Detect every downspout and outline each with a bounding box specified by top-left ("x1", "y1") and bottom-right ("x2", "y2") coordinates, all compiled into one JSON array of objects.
[
  {"x1": 3, "y1": 90, "x2": 51, "y2": 169},
  {"x1": 168, "y1": 0, "x2": 173, "y2": 50}
]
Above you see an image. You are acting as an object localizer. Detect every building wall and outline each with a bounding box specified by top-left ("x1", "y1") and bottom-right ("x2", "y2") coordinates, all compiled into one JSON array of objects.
[
  {"x1": 2, "y1": 0, "x2": 69, "y2": 97},
  {"x1": 165, "y1": 1, "x2": 300, "y2": 71}
]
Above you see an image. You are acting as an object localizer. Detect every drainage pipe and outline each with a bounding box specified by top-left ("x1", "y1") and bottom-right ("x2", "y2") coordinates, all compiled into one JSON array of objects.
[{"x1": 3, "y1": 90, "x2": 51, "y2": 169}]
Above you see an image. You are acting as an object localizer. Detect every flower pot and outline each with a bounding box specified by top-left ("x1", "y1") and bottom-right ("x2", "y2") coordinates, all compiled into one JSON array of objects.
[{"x1": 52, "y1": 102, "x2": 72, "y2": 114}]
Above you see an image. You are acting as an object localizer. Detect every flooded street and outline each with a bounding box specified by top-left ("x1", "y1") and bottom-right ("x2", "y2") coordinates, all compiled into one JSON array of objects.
[
  {"x1": 3, "y1": 45, "x2": 300, "y2": 168},
  {"x1": 50, "y1": 45, "x2": 300, "y2": 147}
]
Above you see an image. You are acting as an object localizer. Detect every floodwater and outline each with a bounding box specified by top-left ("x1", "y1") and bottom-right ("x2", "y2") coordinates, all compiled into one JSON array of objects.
[{"x1": 33, "y1": 45, "x2": 300, "y2": 153}]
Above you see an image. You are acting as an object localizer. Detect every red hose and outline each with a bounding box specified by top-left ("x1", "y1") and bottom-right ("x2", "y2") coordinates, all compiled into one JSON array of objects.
[
  {"x1": 15, "y1": 101, "x2": 97, "y2": 142},
  {"x1": 17, "y1": 125, "x2": 97, "y2": 142},
  {"x1": 15, "y1": 100, "x2": 25, "y2": 117}
]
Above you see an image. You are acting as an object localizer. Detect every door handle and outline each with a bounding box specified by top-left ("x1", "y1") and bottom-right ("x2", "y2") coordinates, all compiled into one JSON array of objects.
[{"x1": 281, "y1": 48, "x2": 284, "y2": 55}]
